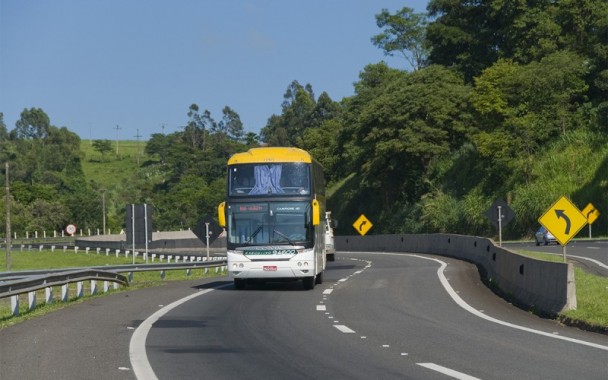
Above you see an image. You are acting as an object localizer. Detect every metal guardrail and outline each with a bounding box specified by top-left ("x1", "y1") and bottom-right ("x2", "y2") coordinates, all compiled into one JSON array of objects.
[
  {"x1": 0, "y1": 261, "x2": 228, "y2": 282},
  {"x1": 0, "y1": 258, "x2": 228, "y2": 317},
  {"x1": 0, "y1": 269, "x2": 129, "y2": 298}
]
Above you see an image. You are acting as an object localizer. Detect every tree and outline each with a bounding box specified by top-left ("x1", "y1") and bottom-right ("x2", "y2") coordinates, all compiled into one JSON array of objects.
[
  {"x1": 371, "y1": 7, "x2": 429, "y2": 70},
  {"x1": 260, "y1": 80, "x2": 317, "y2": 146},
  {"x1": 244, "y1": 132, "x2": 260, "y2": 147},
  {"x1": 92, "y1": 140, "x2": 113, "y2": 161},
  {"x1": 0, "y1": 113, "x2": 8, "y2": 140},
  {"x1": 220, "y1": 106, "x2": 244, "y2": 141},
  {"x1": 350, "y1": 65, "x2": 471, "y2": 207},
  {"x1": 12, "y1": 108, "x2": 51, "y2": 139},
  {"x1": 184, "y1": 104, "x2": 205, "y2": 149},
  {"x1": 144, "y1": 133, "x2": 173, "y2": 165},
  {"x1": 336, "y1": 62, "x2": 405, "y2": 178},
  {"x1": 471, "y1": 51, "x2": 589, "y2": 183}
]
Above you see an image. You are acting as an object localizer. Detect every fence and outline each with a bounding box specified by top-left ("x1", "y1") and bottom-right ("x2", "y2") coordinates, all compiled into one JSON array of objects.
[{"x1": 0, "y1": 259, "x2": 227, "y2": 317}]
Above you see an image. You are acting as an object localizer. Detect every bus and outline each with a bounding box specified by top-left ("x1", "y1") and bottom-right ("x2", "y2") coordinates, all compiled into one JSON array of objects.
[{"x1": 218, "y1": 147, "x2": 327, "y2": 290}]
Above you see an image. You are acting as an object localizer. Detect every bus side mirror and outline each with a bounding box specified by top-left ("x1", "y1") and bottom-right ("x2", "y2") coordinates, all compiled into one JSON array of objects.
[
  {"x1": 312, "y1": 199, "x2": 320, "y2": 226},
  {"x1": 218, "y1": 202, "x2": 226, "y2": 227}
]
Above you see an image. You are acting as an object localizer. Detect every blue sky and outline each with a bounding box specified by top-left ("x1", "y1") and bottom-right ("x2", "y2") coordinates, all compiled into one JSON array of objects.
[{"x1": 1, "y1": 0, "x2": 428, "y2": 141}]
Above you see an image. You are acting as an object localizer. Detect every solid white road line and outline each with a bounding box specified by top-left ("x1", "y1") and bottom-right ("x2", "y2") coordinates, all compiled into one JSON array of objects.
[
  {"x1": 569, "y1": 254, "x2": 608, "y2": 269},
  {"x1": 129, "y1": 284, "x2": 231, "y2": 380},
  {"x1": 344, "y1": 251, "x2": 608, "y2": 351},
  {"x1": 406, "y1": 253, "x2": 608, "y2": 351}
]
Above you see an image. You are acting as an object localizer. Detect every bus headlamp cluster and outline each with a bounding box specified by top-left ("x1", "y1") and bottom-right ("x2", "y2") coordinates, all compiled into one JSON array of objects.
[
  {"x1": 296, "y1": 262, "x2": 309, "y2": 267},
  {"x1": 232, "y1": 263, "x2": 245, "y2": 269}
]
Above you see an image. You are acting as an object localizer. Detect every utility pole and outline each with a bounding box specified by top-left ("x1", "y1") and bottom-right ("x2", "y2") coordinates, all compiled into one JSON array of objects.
[
  {"x1": 134, "y1": 129, "x2": 142, "y2": 165},
  {"x1": 114, "y1": 124, "x2": 122, "y2": 155},
  {"x1": 5, "y1": 162, "x2": 12, "y2": 271},
  {"x1": 102, "y1": 191, "x2": 106, "y2": 235}
]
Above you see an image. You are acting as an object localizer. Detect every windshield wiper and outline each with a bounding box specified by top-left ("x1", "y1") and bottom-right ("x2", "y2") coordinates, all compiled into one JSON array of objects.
[
  {"x1": 245, "y1": 225, "x2": 263, "y2": 244},
  {"x1": 273, "y1": 229, "x2": 296, "y2": 246}
]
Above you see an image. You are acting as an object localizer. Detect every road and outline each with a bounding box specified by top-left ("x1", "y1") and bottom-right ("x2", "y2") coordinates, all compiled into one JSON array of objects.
[
  {"x1": 504, "y1": 239, "x2": 608, "y2": 276},
  {"x1": 1, "y1": 252, "x2": 606, "y2": 380}
]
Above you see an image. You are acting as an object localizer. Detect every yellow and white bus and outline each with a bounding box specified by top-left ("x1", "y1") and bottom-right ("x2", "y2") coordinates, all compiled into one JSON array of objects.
[{"x1": 218, "y1": 147, "x2": 326, "y2": 290}]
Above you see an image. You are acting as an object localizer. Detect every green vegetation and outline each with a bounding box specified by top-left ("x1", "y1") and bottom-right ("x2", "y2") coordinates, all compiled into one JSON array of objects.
[
  {"x1": 0, "y1": 250, "x2": 226, "y2": 328},
  {"x1": 81, "y1": 139, "x2": 150, "y2": 190},
  {"x1": 562, "y1": 268, "x2": 608, "y2": 330},
  {"x1": 515, "y1": 250, "x2": 608, "y2": 331},
  {"x1": 1, "y1": 1, "x2": 606, "y2": 240}
]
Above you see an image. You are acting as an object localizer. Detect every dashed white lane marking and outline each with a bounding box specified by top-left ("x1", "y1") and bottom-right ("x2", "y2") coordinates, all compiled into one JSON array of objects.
[
  {"x1": 317, "y1": 305, "x2": 327, "y2": 311},
  {"x1": 323, "y1": 289, "x2": 333, "y2": 295},
  {"x1": 417, "y1": 363, "x2": 481, "y2": 380},
  {"x1": 342, "y1": 251, "x2": 608, "y2": 351},
  {"x1": 334, "y1": 325, "x2": 356, "y2": 333}
]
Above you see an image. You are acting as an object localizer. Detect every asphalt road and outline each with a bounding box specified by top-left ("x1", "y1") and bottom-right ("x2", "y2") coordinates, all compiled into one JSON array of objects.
[
  {"x1": 1, "y1": 252, "x2": 606, "y2": 380},
  {"x1": 140, "y1": 252, "x2": 607, "y2": 380},
  {"x1": 503, "y1": 239, "x2": 608, "y2": 276}
]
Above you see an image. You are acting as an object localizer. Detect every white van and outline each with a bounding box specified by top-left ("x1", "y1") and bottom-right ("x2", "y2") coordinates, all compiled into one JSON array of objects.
[{"x1": 325, "y1": 211, "x2": 336, "y2": 262}]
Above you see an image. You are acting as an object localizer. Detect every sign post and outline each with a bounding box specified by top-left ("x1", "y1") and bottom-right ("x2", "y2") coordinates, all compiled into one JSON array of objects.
[
  {"x1": 205, "y1": 222, "x2": 210, "y2": 260},
  {"x1": 538, "y1": 196, "x2": 587, "y2": 262},
  {"x1": 484, "y1": 199, "x2": 515, "y2": 246},
  {"x1": 193, "y1": 215, "x2": 222, "y2": 259}
]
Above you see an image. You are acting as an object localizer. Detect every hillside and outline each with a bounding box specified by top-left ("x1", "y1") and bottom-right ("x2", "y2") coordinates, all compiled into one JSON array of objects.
[
  {"x1": 80, "y1": 139, "x2": 150, "y2": 188},
  {"x1": 328, "y1": 129, "x2": 608, "y2": 240}
]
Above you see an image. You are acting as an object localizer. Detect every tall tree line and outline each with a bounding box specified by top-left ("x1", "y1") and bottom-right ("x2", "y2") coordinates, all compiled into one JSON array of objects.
[
  {"x1": 0, "y1": 105, "x2": 254, "y2": 235},
  {"x1": 261, "y1": 0, "x2": 607, "y2": 238},
  {"x1": 1, "y1": 0, "x2": 606, "y2": 238}
]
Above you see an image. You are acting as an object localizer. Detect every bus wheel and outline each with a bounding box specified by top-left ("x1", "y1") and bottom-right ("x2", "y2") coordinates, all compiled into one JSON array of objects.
[
  {"x1": 315, "y1": 271, "x2": 323, "y2": 285},
  {"x1": 234, "y1": 279, "x2": 246, "y2": 290},
  {"x1": 303, "y1": 276, "x2": 315, "y2": 290},
  {"x1": 327, "y1": 253, "x2": 335, "y2": 262}
]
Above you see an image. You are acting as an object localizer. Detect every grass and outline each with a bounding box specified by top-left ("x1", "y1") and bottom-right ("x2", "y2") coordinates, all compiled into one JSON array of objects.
[
  {"x1": 80, "y1": 139, "x2": 151, "y2": 189},
  {"x1": 0, "y1": 249, "x2": 226, "y2": 329},
  {"x1": 514, "y1": 249, "x2": 608, "y2": 332}
]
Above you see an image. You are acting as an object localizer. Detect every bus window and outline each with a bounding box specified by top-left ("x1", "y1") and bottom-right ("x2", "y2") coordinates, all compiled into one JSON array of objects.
[{"x1": 229, "y1": 163, "x2": 310, "y2": 196}]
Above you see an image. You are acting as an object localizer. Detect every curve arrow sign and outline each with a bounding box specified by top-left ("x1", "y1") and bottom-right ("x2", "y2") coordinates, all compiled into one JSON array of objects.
[
  {"x1": 555, "y1": 209, "x2": 571, "y2": 235},
  {"x1": 359, "y1": 221, "x2": 367, "y2": 232}
]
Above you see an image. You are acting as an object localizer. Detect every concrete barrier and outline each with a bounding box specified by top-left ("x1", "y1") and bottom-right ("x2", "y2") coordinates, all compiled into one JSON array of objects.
[{"x1": 335, "y1": 234, "x2": 576, "y2": 316}]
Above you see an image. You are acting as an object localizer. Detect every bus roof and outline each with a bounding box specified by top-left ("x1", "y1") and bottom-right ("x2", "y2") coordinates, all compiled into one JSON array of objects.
[{"x1": 228, "y1": 147, "x2": 313, "y2": 165}]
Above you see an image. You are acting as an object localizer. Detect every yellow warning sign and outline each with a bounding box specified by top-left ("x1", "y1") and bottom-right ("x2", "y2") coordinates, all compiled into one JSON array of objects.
[
  {"x1": 581, "y1": 203, "x2": 600, "y2": 225},
  {"x1": 353, "y1": 214, "x2": 373, "y2": 236},
  {"x1": 538, "y1": 196, "x2": 587, "y2": 245}
]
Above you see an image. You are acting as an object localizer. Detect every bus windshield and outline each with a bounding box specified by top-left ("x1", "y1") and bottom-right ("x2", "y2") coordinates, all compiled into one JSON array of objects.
[
  {"x1": 229, "y1": 163, "x2": 310, "y2": 196},
  {"x1": 227, "y1": 201, "x2": 312, "y2": 248}
]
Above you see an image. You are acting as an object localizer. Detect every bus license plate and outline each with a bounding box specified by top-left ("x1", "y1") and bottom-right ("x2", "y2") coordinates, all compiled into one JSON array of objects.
[{"x1": 263, "y1": 266, "x2": 277, "y2": 271}]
